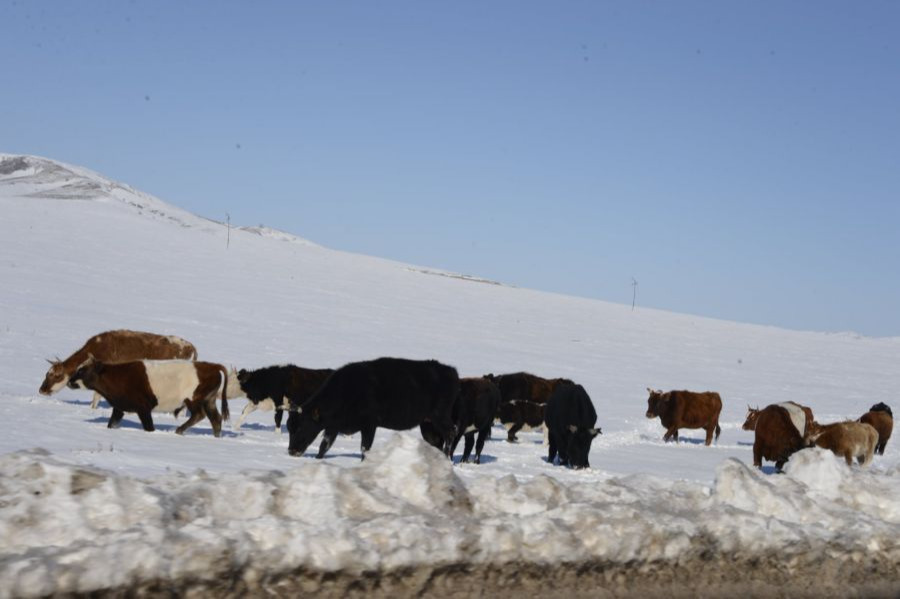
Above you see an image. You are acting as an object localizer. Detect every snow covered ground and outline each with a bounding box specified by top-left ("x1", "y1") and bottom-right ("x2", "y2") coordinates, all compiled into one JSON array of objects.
[{"x1": 1, "y1": 154, "x2": 899, "y2": 596}]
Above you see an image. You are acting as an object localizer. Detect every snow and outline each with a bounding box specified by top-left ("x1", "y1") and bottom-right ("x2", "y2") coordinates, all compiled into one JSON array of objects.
[{"x1": 1, "y1": 154, "x2": 899, "y2": 595}]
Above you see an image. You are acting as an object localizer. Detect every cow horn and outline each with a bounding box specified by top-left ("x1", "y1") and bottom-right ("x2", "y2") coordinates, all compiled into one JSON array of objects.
[{"x1": 46, "y1": 358, "x2": 56, "y2": 365}]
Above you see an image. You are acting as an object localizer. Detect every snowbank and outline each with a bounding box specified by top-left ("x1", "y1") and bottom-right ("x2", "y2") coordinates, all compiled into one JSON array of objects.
[{"x1": 2, "y1": 437, "x2": 899, "y2": 597}]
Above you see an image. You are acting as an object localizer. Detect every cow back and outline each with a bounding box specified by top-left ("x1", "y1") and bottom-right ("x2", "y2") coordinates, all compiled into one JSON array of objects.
[
  {"x1": 545, "y1": 383, "x2": 597, "y2": 430},
  {"x1": 307, "y1": 357, "x2": 460, "y2": 432},
  {"x1": 667, "y1": 391, "x2": 722, "y2": 428}
]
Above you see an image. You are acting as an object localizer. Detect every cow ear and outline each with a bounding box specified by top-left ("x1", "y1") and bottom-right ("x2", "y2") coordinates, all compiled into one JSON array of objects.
[
  {"x1": 568, "y1": 425, "x2": 578, "y2": 433},
  {"x1": 590, "y1": 427, "x2": 601, "y2": 437}
]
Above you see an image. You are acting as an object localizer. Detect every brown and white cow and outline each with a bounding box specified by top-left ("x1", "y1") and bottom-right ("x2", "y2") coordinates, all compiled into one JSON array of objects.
[
  {"x1": 859, "y1": 403, "x2": 893, "y2": 455},
  {"x1": 68, "y1": 357, "x2": 230, "y2": 436},
  {"x1": 749, "y1": 403, "x2": 811, "y2": 471},
  {"x1": 743, "y1": 401, "x2": 814, "y2": 439},
  {"x1": 807, "y1": 420, "x2": 879, "y2": 467},
  {"x1": 645, "y1": 389, "x2": 722, "y2": 445},
  {"x1": 40, "y1": 330, "x2": 197, "y2": 409}
]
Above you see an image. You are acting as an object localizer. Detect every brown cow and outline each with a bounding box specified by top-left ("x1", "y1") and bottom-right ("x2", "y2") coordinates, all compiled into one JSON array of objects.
[
  {"x1": 859, "y1": 402, "x2": 893, "y2": 455},
  {"x1": 750, "y1": 403, "x2": 810, "y2": 471},
  {"x1": 645, "y1": 389, "x2": 722, "y2": 445},
  {"x1": 68, "y1": 357, "x2": 230, "y2": 436},
  {"x1": 40, "y1": 330, "x2": 197, "y2": 408},
  {"x1": 807, "y1": 420, "x2": 878, "y2": 467},
  {"x1": 743, "y1": 401, "x2": 814, "y2": 439},
  {"x1": 485, "y1": 372, "x2": 573, "y2": 442}
]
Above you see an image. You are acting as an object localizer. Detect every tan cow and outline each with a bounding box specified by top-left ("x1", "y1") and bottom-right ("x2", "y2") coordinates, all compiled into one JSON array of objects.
[{"x1": 807, "y1": 421, "x2": 878, "y2": 467}]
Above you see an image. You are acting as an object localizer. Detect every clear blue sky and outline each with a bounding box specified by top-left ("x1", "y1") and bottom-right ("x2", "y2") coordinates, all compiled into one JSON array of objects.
[{"x1": 4, "y1": 1, "x2": 900, "y2": 336}]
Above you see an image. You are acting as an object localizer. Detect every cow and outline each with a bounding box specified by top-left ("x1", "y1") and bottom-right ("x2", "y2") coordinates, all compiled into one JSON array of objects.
[
  {"x1": 544, "y1": 383, "x2": 601, "y2": 469},
  {"x1": 287, "y1": 357, "x2": 460, "y2": 460},
  {"x1": 234, "y1": 365, "x2": 334, "y2": 432},
  {"x1": 40, "y1": 330, "x2": 197, "y2": 410},
  {"x1": 421, "y1": 376, "x2": 500, "y2": 464},
  {"x1": 807, "y1": 420, "x2": 879, "y2": 467},
  {"x1": 750, "y1": 403, "x2": 810, "y2": 471},
  {"x1": 68, "y1": 357, "x2": 230, "y2": 436},
  {"x1": 859, "y1": 402, "x2": 893, "y2": 455},
  {"x1": 484, "y1": 372, "x2": 574, "y2": 442},
  {"x1": 645, "y1": 389, "x2": 722, "y2": 445},
  {"x1": 743, "y1": 401, "x2": 815, "y2": 439},
  {"x1": 497, "y1": 400, "x2": 545, "y2": 437}
]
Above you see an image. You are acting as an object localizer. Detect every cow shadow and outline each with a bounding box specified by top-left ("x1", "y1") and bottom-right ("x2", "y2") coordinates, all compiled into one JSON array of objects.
[
  {"x1": 737, "y1": 441, "x2": 754, "y2": 447},
  {"x1": 61, "y1": 399, "x2": 94, "y2": 407},
  {"x1": 84, "y1": 416, "x2": 239, "y2": 438},
  {"x1": 235, "y1": 422, "x2": 280, "y2": 433},
  {"x1": 673, "y1": 437, "x2": 709, "y2": 446},
  {"x1": 452, "y1": 455, "x2": 497, "y2": 465}
]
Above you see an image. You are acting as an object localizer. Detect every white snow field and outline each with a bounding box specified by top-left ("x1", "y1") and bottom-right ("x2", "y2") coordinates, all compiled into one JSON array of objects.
[{"x1": 1, "y1": 154, "x2": 899, "y2": 597}]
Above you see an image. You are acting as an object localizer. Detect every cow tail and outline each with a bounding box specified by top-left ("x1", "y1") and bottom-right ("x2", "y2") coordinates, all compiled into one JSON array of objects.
[{"x1": 220, "y1": 367, "x2": 230, "y2": 421}]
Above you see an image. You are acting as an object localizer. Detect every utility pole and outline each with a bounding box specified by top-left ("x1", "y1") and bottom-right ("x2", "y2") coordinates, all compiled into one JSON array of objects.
[
  {"x1": 631, "y1": 277, "x2": 638, "y2": 311},
  {"x1": 226, "y1": 212, "x2": 231, "y2": 250}
]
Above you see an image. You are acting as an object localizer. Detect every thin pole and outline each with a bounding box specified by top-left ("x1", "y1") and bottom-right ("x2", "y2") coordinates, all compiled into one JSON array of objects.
[{"x1": 631, "y1": 278, "x2": 638, "y2": 311}]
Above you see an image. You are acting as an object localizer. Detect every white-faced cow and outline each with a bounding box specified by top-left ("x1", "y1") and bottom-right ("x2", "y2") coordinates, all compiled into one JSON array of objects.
[
  {"x1": 859, "y1": 403, "x2": 893, "y2": 455},
  {"x1": 544, "y1": 383, "x2": 601, "y2": 469},
  {"x1": 40, "y1": 330, "x2": 197, "y2": 409},
  {"x1": 234, "y1": 365, "x2": 334, "y2": 432},
  {"x1": 645, "y1": 389, "x2": 722, "y2": 446},
  {"x1": 421, "y1": 376, "x2": 501, "y2": 464},
  {"x1": 484, "y1": 372, "x2": 574, "y2": 442},
  {"x1": 807, "y1": 420, "x2": 879, "y2": 467},
  {"x1": 287, "y1": 357, "x2": 459, "y2": 460},
  {"x1": 68, "y1": 357, "x2": 230, "y2": 437}
]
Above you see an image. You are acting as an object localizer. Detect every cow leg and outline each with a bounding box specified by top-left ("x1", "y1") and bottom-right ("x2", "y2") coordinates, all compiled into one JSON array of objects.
[
  {"x1": 844, "y1": 451, "x2": 853, "y2": 466},
  {"x1": 752, "y1": 442, "x2": 763, "y2": 469},
  {"x1": 90, "y1": 392, "x2": 103, "y2": 409},
  {"x1": 274, "y1": 408, "x2": 285, "y2": 434},
  {"x1": 474, "y1": 427, "x2": 489, "y2": 464},
  {"x1": 206, "y1": 404, "x2": 223, "y2": 438},
  {"x1": 136, "y1": 410, "x2": 155, "y2": 432},
  {"x1": 548, "y1": 431, "x2": 558, "y2": 464},
  {"x1": 107, "y1": 408, "x2": 125, "y2": 429},
  {"x1": 235, "y1": 402, "x2": 257, "y2": 430},
  {"x1": 316, "y1": 430, "x2": 337, "y2": 459},
  {"x1": 360, "y1": 425, "x2": 377, "y2": 460},
  {"x1": 705, "y1": 426, "x2": 714, "y2": 446},
  {"x1": 460, "y1": 432, "x2": 476, "y2": 463},
  {"x1": 507, "y1": 422, "x2": 524, "y2": 443},
  {"x1": 176, "y1": 401, "x2": 206, "y2": 435}
]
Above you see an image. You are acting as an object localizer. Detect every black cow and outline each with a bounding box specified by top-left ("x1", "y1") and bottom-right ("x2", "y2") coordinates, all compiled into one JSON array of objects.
[
  {"x1": 287, "y1": 357, "x2": 460, "y2": 460},
  {"x1": 234, "y1": 365, "x2": 334, "y2": 431},
  {"x1": 544, "y1": 383, "x2": 601, "y2": 469},
  {"x1": 422, "y1": 377, "x2": 501, "y2": 464}
]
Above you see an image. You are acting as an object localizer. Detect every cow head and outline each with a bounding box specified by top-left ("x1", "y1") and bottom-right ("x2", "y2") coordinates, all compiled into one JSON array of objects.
[
  {"x1": 742, "y1": 405, "x2": 760, "y2": 431},
  {"x1": 236, "y1": 368, "x2": 268, "y2": 403},
  {"x1": 39, "y1": 357, "x2": 68, "y2": 395},
  {"x1": 68, "y1": 355, "x2": 103, "y2": 390},
  {"x1": 286, "y1": 404, "x2": 324, "y2": 457},
  {"x1": 869, "y1": 402, "x2": 893, "y2": 418},
  {"x1": 804, "y1": 420, "x2": 824, "y2": 444},
  {"x1": 565, "y1": 424, "x2": 601, "y2": 469},
  {"x1": 645, "y1": 388, "x2": 667, "y2": 418}
]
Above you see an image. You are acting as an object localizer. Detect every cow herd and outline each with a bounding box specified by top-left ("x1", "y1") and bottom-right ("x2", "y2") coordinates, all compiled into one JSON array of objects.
[{"x1": 39, "y1": 329, "x2": 893, "y2": 472}]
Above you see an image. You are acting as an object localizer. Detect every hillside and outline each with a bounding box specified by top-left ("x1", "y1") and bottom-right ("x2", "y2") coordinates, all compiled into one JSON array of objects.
[{"x1": 1, "y1": 154, "x2": 899, "y2": 597}]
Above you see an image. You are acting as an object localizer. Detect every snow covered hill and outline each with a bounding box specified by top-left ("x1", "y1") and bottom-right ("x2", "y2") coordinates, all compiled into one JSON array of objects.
[{"x1": 1, "y1": 154, "x2": 899, "y2": 597}]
